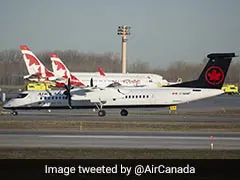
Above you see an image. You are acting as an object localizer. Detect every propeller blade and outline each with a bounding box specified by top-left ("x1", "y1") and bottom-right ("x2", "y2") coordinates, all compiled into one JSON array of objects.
[
  {"x1": 68, "y1": 78, "x2": 71, "y2": 89},
  {"x1": 68, "y1": 94, "x2": 72, "y2": 108},
  {"x1": 90, "y1": 78, "x2": 93, "y2": 87},
  {"x1": 46, "y1": 89, "x2": 52, "y2": 96},
  {"x1": 63, "y1": 78, "x2": 72, "y2": 109}
]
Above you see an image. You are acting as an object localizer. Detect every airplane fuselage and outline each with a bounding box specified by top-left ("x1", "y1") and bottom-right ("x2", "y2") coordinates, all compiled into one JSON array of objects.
[
  {"x1": 71, "y1": 72, "x2": 169, "y2": 88},
  {"x1": 3, "y1": 87, "x2": 224, "y2": 110}
]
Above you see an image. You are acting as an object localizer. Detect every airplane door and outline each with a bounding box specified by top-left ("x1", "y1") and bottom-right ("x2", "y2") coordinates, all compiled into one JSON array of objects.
[{"x1": 26, "y1": 93, "x2": 34, "y2": 107}]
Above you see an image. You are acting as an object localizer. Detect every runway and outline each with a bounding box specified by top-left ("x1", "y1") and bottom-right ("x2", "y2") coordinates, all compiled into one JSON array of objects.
[
  {"x1": 1, "y1": 111, "x2": 239, "y2": 122},
  {"x1": 1, "y1": 95, "x2": 240, "y2": 150},
  {"x1": 1, "y1": 130, "x2": 240, "y2": 149}
]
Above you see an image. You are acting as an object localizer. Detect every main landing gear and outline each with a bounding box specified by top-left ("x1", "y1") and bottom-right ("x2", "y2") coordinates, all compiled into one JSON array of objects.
[
  {"x1": 95, "y1": 102, "x2": 106, "y2": 117},
  {"x1": 94, "y1": 102, "x2": 128, "y2": 117},
  {"x1": 120, "y1": 109, "x2": 128, "y2": 116},
  {"x1": 97, "y1": 109, "x2": 128, "y2": 117}
]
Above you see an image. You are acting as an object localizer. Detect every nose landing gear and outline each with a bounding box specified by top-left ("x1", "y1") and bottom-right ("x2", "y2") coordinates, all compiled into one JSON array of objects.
[
  {"x1": 98, "y1": 110, "x2": 106, "y2": 117},
  {"x1": 11, "y1": 110, "x2": 18, "y2": 116},
  {"x1": 95, "y1": 101, "x2": 107, "y2": 117}
]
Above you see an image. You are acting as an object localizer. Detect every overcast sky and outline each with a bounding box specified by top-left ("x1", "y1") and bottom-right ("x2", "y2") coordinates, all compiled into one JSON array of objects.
[{"x1": 1, "y1": 0, "x2": 240, "y2": 68}]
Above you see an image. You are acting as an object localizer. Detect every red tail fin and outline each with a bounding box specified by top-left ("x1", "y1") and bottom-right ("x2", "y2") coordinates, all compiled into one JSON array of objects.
[{"x1": 98, "y1": 66, "x2": 105, "y2": 76}]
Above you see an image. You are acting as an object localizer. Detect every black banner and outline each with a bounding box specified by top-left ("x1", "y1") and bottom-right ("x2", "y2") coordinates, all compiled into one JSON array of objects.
[{"x1": 0, "y1": 159, "x2": 239, "y2": 179}]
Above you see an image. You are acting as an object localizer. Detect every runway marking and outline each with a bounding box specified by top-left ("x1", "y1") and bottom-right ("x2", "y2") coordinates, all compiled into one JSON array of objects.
[
  {"x1": 1, "y1": 134, "x2": 240, "y2": 141},
  {"x1": 40, "y1": 135, "x2": 240, "y2": 140}
]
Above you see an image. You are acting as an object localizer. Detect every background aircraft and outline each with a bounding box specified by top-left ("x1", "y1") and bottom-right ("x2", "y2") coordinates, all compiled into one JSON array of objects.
[
  {"x1": 50, "y1": 52, "x2": 175, "y2": 88},
  {"x1": 20, "y1": 45, "x2": 66, "y2": 88},
  {"x1": 50, "y1": 54, "x2": 85, "y2": 87},
  {"x1": 20, "y1": 45, "x2": 56, "y2": 82},
  {"x1": 21, "y1": 45, "x2": 176, "y2": 88}
]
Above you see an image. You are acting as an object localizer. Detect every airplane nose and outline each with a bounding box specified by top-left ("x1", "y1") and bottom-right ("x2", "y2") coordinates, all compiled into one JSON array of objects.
[
  {"x1": 3, "y1": 102, "x2": 8, "y2": 108},
  {"x1": 3, "y1": 101, "x2": 11, "y2": 109}
]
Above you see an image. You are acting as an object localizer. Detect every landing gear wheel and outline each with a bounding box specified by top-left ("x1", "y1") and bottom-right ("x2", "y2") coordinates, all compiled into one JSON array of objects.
[
  {"x1": 11, "y1": 111, "x2": 18, "y2": 116},
  {"x1": 120, "y1": 109, "x2": 128, "y2": 116},
  {"x1": 98, "y1": 110, "x2": 106, "y2": 117}
]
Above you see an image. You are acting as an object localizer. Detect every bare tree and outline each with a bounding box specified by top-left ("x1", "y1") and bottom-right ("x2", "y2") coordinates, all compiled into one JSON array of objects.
[{"x1": 1, "y1": 49, "x2": 240, "y2": 87}]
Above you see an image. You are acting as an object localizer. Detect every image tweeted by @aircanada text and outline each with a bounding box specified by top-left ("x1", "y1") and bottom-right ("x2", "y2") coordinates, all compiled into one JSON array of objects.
[{"x1": 44, "y1": 163, "x2": 196, "y2": 177}]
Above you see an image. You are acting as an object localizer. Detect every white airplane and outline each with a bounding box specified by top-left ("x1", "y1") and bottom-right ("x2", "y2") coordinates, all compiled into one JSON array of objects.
[
  {"x1": 20, "y1": 45, "x2": 85, "y2": 88},
  {"x1": 20, "y1": 45, "x2": 171, "y2": 88},
  {"x1": 3, "y1": 52, "x2": 237, "y2": 116},
  {"x1": 50, "y1": 53, "x2": 171, "y2": 88},
  {"x1": 50, "y1": 54, "x2": 85, "y2": 87},
  {"x1": 20, "y1": 45, "x2": 55, "y2": 82}
]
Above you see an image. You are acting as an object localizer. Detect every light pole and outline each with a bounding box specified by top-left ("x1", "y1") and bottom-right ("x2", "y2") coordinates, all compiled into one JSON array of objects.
[{"x1": 117, "y1": 25, "x2": 131, "y2": 73}]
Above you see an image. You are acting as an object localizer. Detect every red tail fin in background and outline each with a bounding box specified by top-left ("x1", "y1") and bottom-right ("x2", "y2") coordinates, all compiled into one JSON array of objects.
[{"x1": 98, "y1": 66, "x2": 105, "y2": 76}]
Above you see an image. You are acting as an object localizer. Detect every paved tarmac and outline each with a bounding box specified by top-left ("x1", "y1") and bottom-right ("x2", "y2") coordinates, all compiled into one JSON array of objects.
[
  {"x1": 1, "y1": 110, "x2": 239, "y2": 122},
  {"x1": 178, "y1": 94, "x2": 240, "y2": 110},
  {"x1": 1, "y1": 94, "x2": 240, "y2": 122},
  {"x1": 0, "y1": 130, "x2": 240, "y2": 149},
  {"x1": 0, "y1": 94, "x2": 239, "y2": 150}
]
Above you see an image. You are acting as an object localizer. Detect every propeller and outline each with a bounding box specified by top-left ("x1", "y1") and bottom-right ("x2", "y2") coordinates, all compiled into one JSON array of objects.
[
  {"x1": 46, "y1": 89, "x2": 52, "y2": 96},
  {"x1": 90, "y1": 78, "x2": 93, "y2": 87},
  {"x1": 64, "y1": 78, "x2": 72, "y2": 108}
]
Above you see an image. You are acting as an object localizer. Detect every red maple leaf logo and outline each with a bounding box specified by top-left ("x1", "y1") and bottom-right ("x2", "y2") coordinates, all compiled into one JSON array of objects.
[
  {"x1": 208, "y1": 69, "x2": 221, "y2": 81},
  {"x1": 45, "y1": 67, "x2": 54, "y2": 77},
  {"x1": 25, "y1": 54, "x2": 40, "y2": 66},
  {"x1": 63, "y1": 71, "x2": 68, "y2": 79},
  {"x1": 205, "y1": 66, "x2": 224, "y2": 85},
  {"x1": 54, "y1": 61, "x2": 66, "y2": 71},
  {"x1": 37, "y1": 66, "x2": 41, "y2": 74}
]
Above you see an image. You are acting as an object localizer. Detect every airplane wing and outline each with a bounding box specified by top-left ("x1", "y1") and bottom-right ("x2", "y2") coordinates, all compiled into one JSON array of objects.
[
  {"x1": 23, "y1": 74, "x2": 39, "y2": 79},
  {"x1": 23, "y1": 74, "x2": 45, "y2": 81}
]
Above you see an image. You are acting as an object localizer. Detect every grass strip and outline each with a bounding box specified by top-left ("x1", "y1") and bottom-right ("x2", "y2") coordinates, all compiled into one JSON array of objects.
[
  {"x1": 0, "y1": 119, "x2": 240, "y2": 132},
  {"x1": 0, "y1": 148, "x2": 239, "y2": 159}
]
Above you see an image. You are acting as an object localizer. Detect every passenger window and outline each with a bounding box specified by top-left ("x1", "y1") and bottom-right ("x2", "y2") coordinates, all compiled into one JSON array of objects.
[
  {"x1": 143, "y1": 95, "x2": 145, "y2": 98},
  {"x1": 125, "y1": 96, "x2": 127, "y2": 99},
  {"x1": 48, "y1": 97, "x2": 50, "y2": 100},
  {"x1": 132, "y1": 95, "x2": 134, "y2": 98},
  {"x1": 146, "y1": 95, "x2": 149, "y2": 98},
  {"x1": 136, "y1": 95, "x2": 138, "y2": 98},
  {"x1": 129, "y1": 95, "x2": 131, "y2": 99},
  {"x1": 139, "y1": 95, "x2": 141, "y2": 98}
]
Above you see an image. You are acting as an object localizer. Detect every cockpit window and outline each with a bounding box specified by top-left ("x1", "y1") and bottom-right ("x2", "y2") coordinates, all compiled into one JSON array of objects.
[{"x1": 16, "y1": 93, "x2": 28, "y2": 98}]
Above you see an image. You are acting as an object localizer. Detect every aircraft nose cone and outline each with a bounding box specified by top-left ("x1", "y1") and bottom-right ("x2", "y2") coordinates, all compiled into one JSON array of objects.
[
  {"x1": 3, "y1": 101, "x2": 11, "y2": 109},
  {"x1": 3, "y1": 102, "x2": 8, "y2": 108}
]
